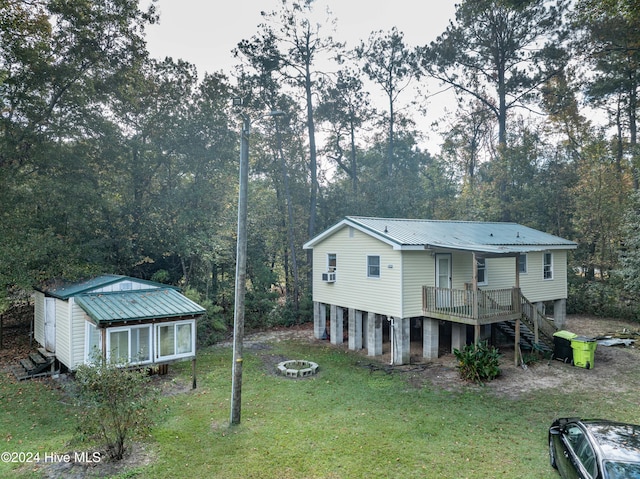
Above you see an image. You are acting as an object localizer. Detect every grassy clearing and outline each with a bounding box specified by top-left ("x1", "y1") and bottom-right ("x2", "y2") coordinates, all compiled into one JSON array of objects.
[{"x1": 2, "y1": 339, "x2": 639, "y2": 478}]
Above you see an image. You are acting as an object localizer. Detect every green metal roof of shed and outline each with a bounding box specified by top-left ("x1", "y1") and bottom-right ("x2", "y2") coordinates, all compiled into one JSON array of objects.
[
  {"x1": 303, "y1": 216, "x2": 577, "y2": 254},
  {"x1": 75, "y1": 288, "x2": 205, "y2": 324},
  {"x1": 35, "y1": 275, "x2": 179, "y2": 300}
]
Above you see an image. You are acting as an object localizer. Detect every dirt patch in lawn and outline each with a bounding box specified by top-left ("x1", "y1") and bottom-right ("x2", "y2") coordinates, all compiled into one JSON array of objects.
[
  {"x1": 386, "y1": 315, "x2": 640, "y2": 398},
  {"x1": 239, "y1": 316, "x2": 640, "y2": 400}
]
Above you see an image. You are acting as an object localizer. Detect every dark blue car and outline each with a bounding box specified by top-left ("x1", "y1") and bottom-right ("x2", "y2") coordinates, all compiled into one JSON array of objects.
[{"x1": 549, "y1": 418, "x2": 640, "y2": 478}]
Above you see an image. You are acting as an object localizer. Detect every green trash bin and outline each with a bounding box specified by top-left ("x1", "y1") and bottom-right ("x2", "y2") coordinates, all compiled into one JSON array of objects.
[
  {"x1": 571, "y1": 336, "x2": 597, "y2": 369},
  {"x1": 553, "y1": 330, "x2": 577, "y2": 363}
]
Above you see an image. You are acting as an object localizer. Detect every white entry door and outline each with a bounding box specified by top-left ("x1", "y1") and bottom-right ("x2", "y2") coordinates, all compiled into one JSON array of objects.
[
  {"x1": 44, "y1": 298, "x2": 56, "y2": 352},
  {"x1": 435, "y1": 254, "x2": 452, "y2": 307}
]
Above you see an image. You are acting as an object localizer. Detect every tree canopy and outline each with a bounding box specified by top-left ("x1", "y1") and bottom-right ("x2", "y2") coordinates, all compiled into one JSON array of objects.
[{"x1": 1, "y1": 0, "x2": 640, "y2": 325}]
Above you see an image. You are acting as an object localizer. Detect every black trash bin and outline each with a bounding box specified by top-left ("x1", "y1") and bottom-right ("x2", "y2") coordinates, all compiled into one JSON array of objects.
[{"x1": 553, "y1": 330, "x2": 577, "y2": 363}]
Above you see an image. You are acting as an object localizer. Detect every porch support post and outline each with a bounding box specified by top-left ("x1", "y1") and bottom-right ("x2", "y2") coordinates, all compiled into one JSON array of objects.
[
  {"x1": 349, "y1": 309, "x2": 363, "y2": 351},
  {"x1": 391, "y1": 317, "x2": 410, "y2": 365},
  {"x1": 362, "y1": 312, "x2": 369, "y2": 349},
  {"x1": 423, "y1": 317, "x2": 439, "y2": 360},
  {"x1": 313, "y1": 301, "x2": 326, "y2": 339},
  {"x1": 330, "y1": 305, "x2": 343, "y2": 345},
  {"x1": 514, "y1": 318, "x2": 521, "y2": 366},
  {"x1": 472, "y1": 252, "x2": 479, "y2": 319},
  {"x1": 192, "y1": 358, "x2": 197, "y2": 389},
  {"x1": 554, "y1": 299, "x2": 567, "y2": 330},
  {"x1": 367, "y1": 312, "x2": 382, "y2": 356},
  {"x1": 474, "y1": 324, "x2": 481, "y2": 345},
  {"x1": 348, "y1": 309, "x2": 363, "y2": 350},
  {"x1": 451, "y1": 323, "x2": 466, "y2": 352}
]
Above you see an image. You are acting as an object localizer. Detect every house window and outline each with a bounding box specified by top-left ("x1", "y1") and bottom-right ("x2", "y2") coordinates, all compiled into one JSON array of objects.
[
  {"x1": 156, "y1": 320, "x2": 196, "y2": 360},
  {"x1": 367, "y1": 255, "x2": 380, "y2": 278},
  {"x1": 544, "y1": 252, "x2": 553, "y2": 280},
  {"x1": 518, "y1": 254, "x2": 528, "y2": 274},
  {"x1": 106, "y1": 325, "x2": 152, "y2": 365},
  {"x1": 477, "y1": 258, "x2": 487, "y2": 285},
  {"x1": 327, "y1": 253, "x2": 337, "y2": 271}
]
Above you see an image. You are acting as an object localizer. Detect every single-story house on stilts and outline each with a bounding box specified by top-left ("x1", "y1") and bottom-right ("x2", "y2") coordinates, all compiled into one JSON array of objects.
[
  {"x1": 25, "y1": 275, "x2": 205, "y2": 384},
  {"x1": 303, "y1": 216, "x2": 578, "y2": 366}
]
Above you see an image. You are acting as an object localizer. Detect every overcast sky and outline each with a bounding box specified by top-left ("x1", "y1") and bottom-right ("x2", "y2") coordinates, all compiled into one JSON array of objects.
[
  {"x1": 144, "y1": 0, "x2": 457, "y2": 76},
  {"x1": 143, "y1": 0, "x2": 459, "y2": 154}
]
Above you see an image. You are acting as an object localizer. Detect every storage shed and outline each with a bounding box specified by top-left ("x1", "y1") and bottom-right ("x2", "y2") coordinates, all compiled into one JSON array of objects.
[{"x1": 32, "y1": 275, "x2": 205, "y2": 373}]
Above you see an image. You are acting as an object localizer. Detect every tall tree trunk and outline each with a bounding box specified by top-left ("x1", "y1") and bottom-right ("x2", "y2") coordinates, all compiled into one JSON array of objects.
[{"x1": 305, "y1": 65, "x2": 317, "y2": 288}]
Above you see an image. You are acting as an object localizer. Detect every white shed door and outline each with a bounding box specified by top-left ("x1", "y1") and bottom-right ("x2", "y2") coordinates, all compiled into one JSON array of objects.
[{"x1": 44, "y1": 298, "x2": 56, "y2": 352}]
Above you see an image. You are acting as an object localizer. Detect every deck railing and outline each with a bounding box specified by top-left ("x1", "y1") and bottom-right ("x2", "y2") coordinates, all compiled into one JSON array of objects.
[{"x1": 422, "y1": 286, "x2": 520, "y2": 322}]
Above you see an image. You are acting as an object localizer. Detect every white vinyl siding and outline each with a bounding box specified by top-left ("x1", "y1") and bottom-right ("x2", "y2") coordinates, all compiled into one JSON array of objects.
[
  {"x1": 401, "y1": 251, "x2": 435, "y2": 317},
  {"x1": 70, "y1": 300, "x2": 90, "y2": 369},
  {"x1": 34, "y1": 292, "x2": 45, "y2": 346},
  {"x1": 311, "y1": 226, "x2": 403, "y2": 317},
  {"x1": 479, "y1": 251, "x2": 568, "y2": 303},
  {"x1": 92, "y1": 280, "x2": 160, "y2": 293},
  {"x1": 52, "y1": 299, "x2": 71, "y2": 368}
]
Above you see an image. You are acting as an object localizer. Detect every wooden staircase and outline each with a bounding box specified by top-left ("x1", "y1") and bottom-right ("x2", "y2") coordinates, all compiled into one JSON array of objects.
[
  {"x1": 495, "y1": 294, "x2": 557, "y2": 354},
  {"x1": 11, "y1": 348, "x2": 58, "y2": 380}
]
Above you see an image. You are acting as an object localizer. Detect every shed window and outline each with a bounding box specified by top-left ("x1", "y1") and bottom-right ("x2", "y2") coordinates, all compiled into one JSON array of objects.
[
  {"x1": 106, "y1": 325, "x2": 152, "y2": 365},
  {"x1": 156, "y1": 320, "x2": 195, "y2": 360},
  {"x1": 367, "y1": 255, "x2": 380, "y2": 278},
  {"x1": 544, "y1": 252, "x2": 553, "y2": 280},
  {"x1": 85, "y1": 322, "x2": 102, "y2": 362}
]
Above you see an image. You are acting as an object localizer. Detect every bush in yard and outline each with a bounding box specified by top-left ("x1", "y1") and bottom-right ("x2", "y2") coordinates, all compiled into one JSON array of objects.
[
  {"x1": 72, "y1": 357, "x2": 158, "y2": 460},
  {"x1": 454, "y1": 341, "x2": 501, "y2": 384}
]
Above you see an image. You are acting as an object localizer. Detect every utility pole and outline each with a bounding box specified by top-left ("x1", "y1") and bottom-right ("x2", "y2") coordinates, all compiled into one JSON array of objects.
[
  {"x1": 230, "y1": 112, "x2": 249, "y2": 426},
  {"x1": 230, "y1": 105, "x2": 284, "y2": 426}
]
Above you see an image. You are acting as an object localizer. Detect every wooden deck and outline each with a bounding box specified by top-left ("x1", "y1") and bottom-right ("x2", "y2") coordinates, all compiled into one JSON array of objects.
[{"x1": 422, "y1": 286, "x2": 522, "y2": 325}]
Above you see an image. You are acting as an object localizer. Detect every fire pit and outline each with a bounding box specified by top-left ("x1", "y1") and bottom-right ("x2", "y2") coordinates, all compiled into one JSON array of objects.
[{"x1": 277, "y1": 360, "x2": 319, "y2": 378}]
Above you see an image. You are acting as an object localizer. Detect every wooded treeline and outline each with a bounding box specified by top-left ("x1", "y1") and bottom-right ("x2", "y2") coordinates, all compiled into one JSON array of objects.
[{"x1": 2, "y1": 0, "x2": 640, "y2": 336}]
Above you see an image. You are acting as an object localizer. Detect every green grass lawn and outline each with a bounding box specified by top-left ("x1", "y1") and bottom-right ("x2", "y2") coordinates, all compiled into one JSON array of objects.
[{"x1": 2, "y1": 338, "x2": 639, "y2": 478}]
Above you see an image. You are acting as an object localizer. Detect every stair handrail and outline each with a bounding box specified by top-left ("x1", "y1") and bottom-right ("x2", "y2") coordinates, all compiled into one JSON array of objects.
[{"x1": 519, "y1": 293, "x2": 557, "y2": 347}]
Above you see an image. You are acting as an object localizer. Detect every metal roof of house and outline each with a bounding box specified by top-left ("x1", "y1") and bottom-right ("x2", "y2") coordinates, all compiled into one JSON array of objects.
[
  {"x1": 303, "y1": 216, "x2": 577, "y2": 254},
  {"x1": 35, "y1": 275, "x2": 179, "y2": 299},
  {"x1": 75, "y1": 288, "x2": 206, "y2": 324}
]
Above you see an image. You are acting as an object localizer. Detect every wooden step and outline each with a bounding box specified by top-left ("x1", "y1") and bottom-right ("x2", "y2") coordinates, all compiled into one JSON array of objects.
[
  {"x1": 38, "y1": 348, "x2": 55, "y2": 359},
  {"x1": 20, "y1": 358, "x2": 35, "y2": 371},
  {"x1": 29, "y1": 352, "x2": 47, "y2": 365},
  {"x1": 12, "y1": 350, "x2": 57, "y2": 380}
]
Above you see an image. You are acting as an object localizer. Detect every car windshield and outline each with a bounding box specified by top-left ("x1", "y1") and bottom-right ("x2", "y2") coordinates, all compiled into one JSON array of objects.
[{"x1": 604, "y1": 460, "x2": 640, "y2": 479}]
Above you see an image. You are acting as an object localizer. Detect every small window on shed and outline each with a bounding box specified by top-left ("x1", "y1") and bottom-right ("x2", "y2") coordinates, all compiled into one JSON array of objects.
[
  {"x1": 367, "y1": 255, "x2": 381, "y2": 278},
  {"x1": 106, "y1": 325, "x2": 152, "y2": 365},
  {"x1": 85, "y1": 322, "x2": 102, "y2": 363},
  {"x1": 156, "y1": 320, "x2": 195, "y2": 360}
]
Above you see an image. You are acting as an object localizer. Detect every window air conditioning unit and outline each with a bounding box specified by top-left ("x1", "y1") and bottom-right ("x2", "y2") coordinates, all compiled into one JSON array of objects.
[{"x1": 321, "y1": 271, "x2": 336, "y2": 283}]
